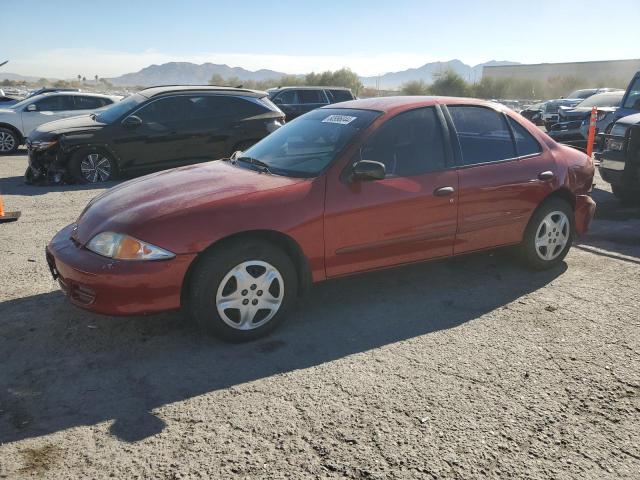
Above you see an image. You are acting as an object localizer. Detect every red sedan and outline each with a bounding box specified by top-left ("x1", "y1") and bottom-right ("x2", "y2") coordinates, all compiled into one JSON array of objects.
[{"x1": 47, "y1": 97, "x2": 596, "y2": 341}]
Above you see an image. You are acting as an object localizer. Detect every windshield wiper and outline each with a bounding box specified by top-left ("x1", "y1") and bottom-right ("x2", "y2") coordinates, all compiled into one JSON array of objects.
[{"x1": 236, "y1": 156, "x2": 274, "y2": 174}]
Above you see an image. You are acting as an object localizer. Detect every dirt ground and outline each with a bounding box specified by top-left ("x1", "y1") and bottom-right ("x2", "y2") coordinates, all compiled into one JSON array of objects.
[{"x1": 0, "y1": 151, "x2": 639, "y2": 479}]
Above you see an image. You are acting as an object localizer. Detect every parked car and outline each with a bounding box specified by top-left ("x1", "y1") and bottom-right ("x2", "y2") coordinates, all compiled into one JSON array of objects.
[
  {"x1": 542, "y1": 88, "x2": 620, "y2": 130},
  {"x1": 0, "y1": 87, "x2": 81, "y2": 108},
  {"x1": 0, "y1": 91, "x2": 120, "y2": 154},
  {"x1": 26, "y1": 86, "x2": 285, "y2": 184},
  {"x1": 46, "y1": 96, "x2": 596, "y2": 341},
  {"x1": 597, "y1": 113, "x2": 640, "y2": 202},
  {"x1": 267, "y1": 86, "x2": 355, "y2": 120},
  {"x1": 520, "y1": 102, "x2": 546, "y2": 125},
  {"x1": 548, "y1": 91, "x2": 624, "y2": 147}
]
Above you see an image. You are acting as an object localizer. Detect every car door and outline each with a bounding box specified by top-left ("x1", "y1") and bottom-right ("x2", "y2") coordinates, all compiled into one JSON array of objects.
[
  {"x1": 20, "y1": 94, "x2": 76, "y2": 136},
  {"x1": 444, "y1": 105, "x2": 556, "y2": 254},
  {"x1": 324, "y1": 106, "x2": 459, "y2": 277},
  {"x1": 110, "y1": 95, "x2": 190, "y2": 170}
]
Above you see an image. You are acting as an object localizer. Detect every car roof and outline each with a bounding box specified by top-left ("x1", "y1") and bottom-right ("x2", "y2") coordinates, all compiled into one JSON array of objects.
[
  {"x1": 29, "y1": 91, "x2": 121, "y2": 101},
  {"x1": 268, "y1": 86, "x2": 352, "y2": 92},
  {"x1": 324, "y1": 96, "x2": 507, "y2": 114},
  {"x1": 138, "y1": 85, "x2": 267, "y2": 98}
]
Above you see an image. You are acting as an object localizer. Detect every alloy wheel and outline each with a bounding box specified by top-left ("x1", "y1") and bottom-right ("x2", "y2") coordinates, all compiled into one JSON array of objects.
[
  {"x1": 216, "y1": 260, "x2": 284, "y2": 330},
  {"x1": 0, "y1": 131, "x2": 16, "y2": 153},
  {"x1": 80, "y1": 153, "x2": 112, "y2": 183},
  {"x1": 534, "y1": 210, "x2": 570, "y2": 261}
]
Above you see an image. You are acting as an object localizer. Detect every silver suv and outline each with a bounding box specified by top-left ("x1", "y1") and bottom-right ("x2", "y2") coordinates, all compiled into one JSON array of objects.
[{"x1": 0, "y1": 91, "x2": 121, "y2": 154}]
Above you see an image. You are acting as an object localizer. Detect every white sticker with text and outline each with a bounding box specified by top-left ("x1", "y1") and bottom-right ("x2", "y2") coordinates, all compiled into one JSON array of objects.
[{"x1": 322, "y1": 114, "x2": 357, "y2": 125}]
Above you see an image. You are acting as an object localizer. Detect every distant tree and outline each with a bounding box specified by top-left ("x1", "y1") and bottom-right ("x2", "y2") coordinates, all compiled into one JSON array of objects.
[
  {"x1": 429, "y1": 70, "x2": 469, "y2": 97},
  {"x1": 77, "y1": 74, "x2": 81, "y2": 82},
  {"x1": 400, "y1": 80, "x2": 430, "y2": 95},
  {"x1": 209, "y1": 74, "x2": 225, "y2": 86},
  {"x1": 305, "y1": 68, "x2": 363, "y2": 95},
  {"x1": 94, "y1": 75, "x2": 99, "y2": 84},
  {"x1": 82, "y1": 76, "x2": 86, "y2": 83},
  {"x1": 36, "y1": 77, "x2": 49, "y2": 87}
]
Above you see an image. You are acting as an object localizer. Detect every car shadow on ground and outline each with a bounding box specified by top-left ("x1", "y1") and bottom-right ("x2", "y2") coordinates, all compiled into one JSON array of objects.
[
  {"x1": 0, "y1": 251, "x2": 566, "y2": 444},
  {"x1": 574, "y1": 187, "x2": 640, "y2": 262},
  {"x1": 0, "y1": 173, "x2": 122, "y2": 196}
]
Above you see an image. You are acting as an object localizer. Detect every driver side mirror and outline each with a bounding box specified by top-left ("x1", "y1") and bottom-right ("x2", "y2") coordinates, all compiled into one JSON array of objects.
[
  {"x1": 122, "y1": 115, "x2": 142, "y2": 128},
  {"x1": 26, "y1": 104, "x2": 37, "y2": 112},
  {"x1": 350, "y1": 160, "x2": 386, "y2": 182}
]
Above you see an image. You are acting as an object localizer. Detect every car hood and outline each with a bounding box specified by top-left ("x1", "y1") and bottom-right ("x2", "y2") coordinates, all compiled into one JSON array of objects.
[
  {"x1": 614, "y1": 112, "x2": 640, "y2": 127},
  {"x1": 75, "y1": 161, "x2": 309, "y2": 249},
  {"x1": 0, "y1": 108, "x2": 18, "y2": 116},
  {"x1": 30, "y1": 114, "x2": 106, "y2": 138},
  {"x1": 559, "y1": 106, "x2": 617, "y2": 118}
]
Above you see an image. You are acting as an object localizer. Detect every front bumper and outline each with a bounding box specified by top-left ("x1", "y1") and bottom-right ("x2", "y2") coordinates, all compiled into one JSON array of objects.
[
  {"x1": 597, "y1": 150, "x2": 627, "y2": 186},
  {"x1": 574, "y1": 194, "x2": 596, "y2": 235},
  {"x1": 46, "y1": 224, "x2": 196, "y2": 316}
]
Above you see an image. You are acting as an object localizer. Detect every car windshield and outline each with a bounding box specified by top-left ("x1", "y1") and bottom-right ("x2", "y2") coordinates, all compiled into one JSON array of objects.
[
  {"x1": 96, "y1": 94, "x2": 146, "y2": 123},
  {"x1": 623, "y1": 77, "x2": 640, "y2": 109},
  {"x1": 238, "y1": 108, "x2": 380, "y2": 178},
  {"x1": 578, "y1": 92, "x2": 623, "y2": 108}
]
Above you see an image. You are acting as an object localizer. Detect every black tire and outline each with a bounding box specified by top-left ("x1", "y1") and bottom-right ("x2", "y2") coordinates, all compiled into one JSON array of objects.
[
  {"x1": 188, "y1": 239, "x2": 298, "y2": 342},
  {"x1": 68, "y1": 149, "x2": 118, "y2": 184},
  {"x1": 24, "y1": 166, "x2": 37, "y2": 185},
  {"x1": 517, "y1": 197, "x2": 574, "y2": 270},
  {"x1": 611, "y1": 184, "x2": 639, "y2": 204},
  {"x1": 0, "y1": 127, "x2": 20, "y2": 155}
]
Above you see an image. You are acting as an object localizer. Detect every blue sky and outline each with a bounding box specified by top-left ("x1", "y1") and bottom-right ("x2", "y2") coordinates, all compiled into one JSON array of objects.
[{"x1": 2, "y1": 0, "x2": 639, "y2": 78}]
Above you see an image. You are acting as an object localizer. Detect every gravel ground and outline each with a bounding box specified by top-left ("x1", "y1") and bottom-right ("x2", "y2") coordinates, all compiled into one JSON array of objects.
[{"x1": 0, "y1": 151, "x2": 639, "y2": 479}]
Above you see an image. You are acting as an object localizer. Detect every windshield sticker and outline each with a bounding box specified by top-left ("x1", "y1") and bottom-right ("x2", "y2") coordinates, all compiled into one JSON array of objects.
[{"x1": 322, "y1": 114, "x2": 357, "y2": 125}]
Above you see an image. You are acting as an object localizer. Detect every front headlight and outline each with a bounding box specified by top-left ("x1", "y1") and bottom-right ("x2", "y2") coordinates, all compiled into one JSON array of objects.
[
  {"x1": 30, "y1": 139, "x2": 58, "y2": 151},
  {"x1": 86, "y1": 232, "x2": 175, "y2": 260}
]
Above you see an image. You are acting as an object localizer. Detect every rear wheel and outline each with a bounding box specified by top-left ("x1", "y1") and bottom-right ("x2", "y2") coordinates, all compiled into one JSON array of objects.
[
  {"x1": 69, "y1": 150, "x2": 117, "y2": 183},
  {"x1": 0, "y1": 127, "x2": 19, "y2": 154},
  {"x1": 188, "y1": 239, "x2": 297, "y2": 341},
  {"x1": 517, "y1": 197, "x2": 574, "y2": 270}
]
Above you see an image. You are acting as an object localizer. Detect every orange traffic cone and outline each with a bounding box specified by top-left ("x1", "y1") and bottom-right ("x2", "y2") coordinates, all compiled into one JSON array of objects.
[{"x1": 0, "y1": 192, "x2": 20, "y2": 223}]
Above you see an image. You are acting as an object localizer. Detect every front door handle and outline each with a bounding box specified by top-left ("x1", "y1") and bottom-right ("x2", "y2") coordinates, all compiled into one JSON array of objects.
[
  {"x1": 538, "y1": 170, "x2": 555, "y2": 181},
  {"x1": 434, "y1": 186, "x2": 455, "y2": 196}
]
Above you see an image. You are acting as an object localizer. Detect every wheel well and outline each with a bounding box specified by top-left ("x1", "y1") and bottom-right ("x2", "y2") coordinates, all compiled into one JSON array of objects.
[
  {"x1": 0, "y1": 123, "x2": 23, "y2": 144},
  {"x1": 180, "y1": 230, "x2": 312, "y2": 309},
  {"x1": 546, "y1": 187, "x2": 575, "y2": 210}
]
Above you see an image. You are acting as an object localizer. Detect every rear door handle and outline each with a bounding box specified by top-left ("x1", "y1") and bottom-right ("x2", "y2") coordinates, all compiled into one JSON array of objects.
[
  {"x1": 538, "y1": 171, "x2": 555, "y2": 180},
  {"x1": 434, "y1": 186, "x2": 455, "y2": 196}
]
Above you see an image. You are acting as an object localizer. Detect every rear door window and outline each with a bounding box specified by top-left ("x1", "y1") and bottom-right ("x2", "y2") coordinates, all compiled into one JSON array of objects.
[
  {"x1": 361, "y1": 107, "x2": 447, "y2": 177},
  {"x1": 448, "y1": 106, "x2": 516, "y2": 165},
  {"x1": 328, "y1": 90, "x2": 354, "y2": 102},
  {"x1": 74, "y1": 96, "x2": 110, "y2": 110},
  {"x1": 187, "y1": 96, "x2": 268, "y2": 121},
  {"x1": 298, "y1": 89, "x2": 327, "y2": 104},
  {"x1": 507, "y1": 117, "x2": 542, "y2": 157}
]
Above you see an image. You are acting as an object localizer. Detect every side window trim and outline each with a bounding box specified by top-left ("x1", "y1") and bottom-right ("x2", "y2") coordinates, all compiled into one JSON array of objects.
[{"x1": 442, "y1": 104, "x2": 522, "y2": 168}]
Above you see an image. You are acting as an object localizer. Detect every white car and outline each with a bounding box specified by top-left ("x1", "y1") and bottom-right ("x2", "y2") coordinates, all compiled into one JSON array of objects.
[{"x1": 0, "y1": 92, "x2": 122, "y2": 154}]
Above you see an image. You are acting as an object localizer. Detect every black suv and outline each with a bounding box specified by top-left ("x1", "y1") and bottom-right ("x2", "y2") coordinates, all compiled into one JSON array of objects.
[
  {"x1": 26, "y1": 86, "x2": 285, "y2": 184},
  {"x1": 267, "y1": 86, "x2": 355, "y2": 120}
]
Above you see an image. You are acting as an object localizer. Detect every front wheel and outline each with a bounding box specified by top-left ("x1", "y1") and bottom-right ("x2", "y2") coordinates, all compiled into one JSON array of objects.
[
  {"x1": 517, "y1": 197, "x2": 574, "y2": 270},
  {"x1": 0, "y1": 127, "x2": 19, "y2": 154},
  {"x1": 188, "y1": 240, "x2": 297, "y2": 341},
  {"x1": 68, "y1": 150, "x2": 117, "y2": 184}
]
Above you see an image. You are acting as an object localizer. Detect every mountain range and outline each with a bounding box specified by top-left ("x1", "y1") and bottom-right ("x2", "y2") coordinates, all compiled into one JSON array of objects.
[
  {"x1": 360, "y1": 60, "x2": 520, "y2": 88},
  {"x1": 1, "y1": 59, "x2": 520, "y2": 89}
]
